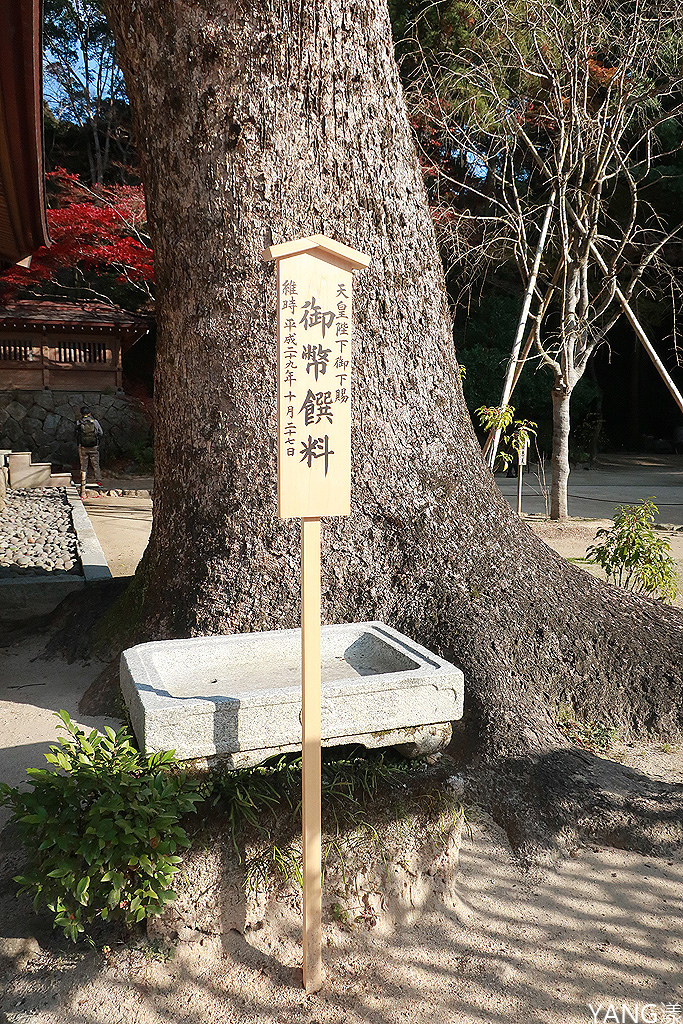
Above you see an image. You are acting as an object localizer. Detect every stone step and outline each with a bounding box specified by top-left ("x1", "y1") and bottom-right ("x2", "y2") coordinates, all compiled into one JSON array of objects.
[
  {"x1": 7, "y1": 451, "x2": 32, "y2": 476},
  {"x1": 12, "y1": 463, "x2": 52, "y2": 488},
  {"x1": 7, "y1": 450, "x2": 71, "y2": 489},
  {"x1": 9, "y1": 453, "x2": 52, "y2": 488}
]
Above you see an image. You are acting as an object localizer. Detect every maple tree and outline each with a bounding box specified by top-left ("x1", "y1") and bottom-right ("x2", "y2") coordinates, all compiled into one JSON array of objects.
[{"x1": 0, "y1": 168, "x2": 154, "y2": 308}]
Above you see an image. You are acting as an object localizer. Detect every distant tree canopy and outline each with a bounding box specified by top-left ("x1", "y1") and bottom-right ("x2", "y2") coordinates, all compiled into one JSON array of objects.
[
  {"x1": 42, "y1": 0, "x2": 137, "y2": 184},
  {"x1": 0, "y1": 5, "x2": 148, "y2": 308},
  {"x1": 394, "y1": 0, "x2": 683, "y2": 501}
]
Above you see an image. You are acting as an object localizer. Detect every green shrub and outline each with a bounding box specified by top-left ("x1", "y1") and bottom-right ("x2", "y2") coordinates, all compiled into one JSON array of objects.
[
  {"x1": 475, "y1": 404, "x2": 537, "y2": 470},
  {"x1": 127, "y1": 440, "x2": 154, "y2": 472},
  {"x1": 586, "y1": 499, "x2": 678, "y2": 603},
  {"x1": 0, "y1": 712, "x2": 201, "y2": 942},
  {"x1": 556, "y1": 702, "x2": 617, "y2": 753}
]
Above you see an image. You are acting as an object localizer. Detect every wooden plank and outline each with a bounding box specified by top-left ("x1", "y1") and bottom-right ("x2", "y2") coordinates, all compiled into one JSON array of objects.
[
  {"x1": 301, "y1": 520, "x2": 323, "y2": 991},
  {"x1": 264, "y1": 233, "x2": 371, "y2": 268},
  {"x1": 301, "y1": 515, "x2": 322, "y2": 994},
  {"x1": 275, "y1": 252, "x2": 354, "y2": 518},
  {"x1": 266, "y1": 234, "x2": 370, "y2": 994},
  {"x1": 46, "y1": 369, "x2": 119, "y2": 390},
  {"x1": 0, "y1": 367, "x2": 42, "y2": 388}
]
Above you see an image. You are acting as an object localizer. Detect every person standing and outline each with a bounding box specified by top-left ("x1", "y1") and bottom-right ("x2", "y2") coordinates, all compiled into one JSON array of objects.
[{"x1": 75, "y1": 406, "x2": 103, "y2": 498}]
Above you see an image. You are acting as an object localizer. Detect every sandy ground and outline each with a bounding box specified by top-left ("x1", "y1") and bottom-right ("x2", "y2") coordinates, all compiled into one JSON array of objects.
[
  {"x1": 2, "y1": 473, "x2": 683, "y2": 1022},
  {"x1": 81, "y1": 494, "x2": 152, "y2": 577},
  {"x1": 1, "y1": 811, "x2": 682, "y2": 1024}
]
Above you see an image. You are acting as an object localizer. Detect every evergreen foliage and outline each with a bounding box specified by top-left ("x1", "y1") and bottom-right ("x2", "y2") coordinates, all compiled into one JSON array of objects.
[
  {"x1": 0, "y1": 713, "x2": 201, "y2": 942},
  {"x1": 587, "y1": 499, "x2": 679, "y2": 602}
]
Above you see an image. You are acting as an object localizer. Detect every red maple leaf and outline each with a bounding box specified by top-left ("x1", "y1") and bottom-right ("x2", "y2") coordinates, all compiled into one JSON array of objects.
[{"x1": 0, "y1": 169, "x2": 154, "y2": 302}]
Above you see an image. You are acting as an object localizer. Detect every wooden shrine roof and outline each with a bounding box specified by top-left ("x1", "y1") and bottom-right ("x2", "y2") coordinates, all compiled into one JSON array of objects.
[
  {"x1": 0, "y1": 0, "x2": 50, "y2": 265},
  {"x1": 0, "y1": 300, "x2": 152, "y2": 340}
]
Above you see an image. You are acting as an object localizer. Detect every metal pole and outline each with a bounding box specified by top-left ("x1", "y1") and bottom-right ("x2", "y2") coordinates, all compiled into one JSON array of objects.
[{"x1": 517, "y1": 459, "x2": 523, "y2": 516}]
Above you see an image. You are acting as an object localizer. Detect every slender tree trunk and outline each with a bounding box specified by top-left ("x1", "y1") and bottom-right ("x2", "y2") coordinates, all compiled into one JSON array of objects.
[
  {"x1": 105, "y1": 0, "x2": 683, "y2": 861},
  {"x1": 586, "y1": 356, "x2": 602, "y2": 464},
  {"x1": 90, "y1": 115, "x2": 104, "y2": 185},
  {"x1": 550, "y1": 385, "x2": 571, "y2": 519}
]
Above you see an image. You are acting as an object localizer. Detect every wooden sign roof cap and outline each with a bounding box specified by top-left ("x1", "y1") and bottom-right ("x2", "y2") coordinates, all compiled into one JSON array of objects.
[{"x1": 263, "y1": 233, "x2": 370, "y2": 270}]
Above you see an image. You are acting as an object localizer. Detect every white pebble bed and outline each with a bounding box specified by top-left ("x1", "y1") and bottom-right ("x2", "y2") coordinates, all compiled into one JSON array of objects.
[{"x1": 0, "y1": 488, "x2": 82, "y2": 579}]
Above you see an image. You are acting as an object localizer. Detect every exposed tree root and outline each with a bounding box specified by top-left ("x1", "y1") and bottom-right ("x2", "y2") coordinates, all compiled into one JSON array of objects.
[{"x1": 460, "y1": 744, "x2": 683, "y2": 866}]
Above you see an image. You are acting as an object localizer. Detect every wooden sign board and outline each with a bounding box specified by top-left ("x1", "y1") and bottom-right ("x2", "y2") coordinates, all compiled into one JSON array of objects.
[
  {"x1": 264, "y1": 235, "x2": 370, "y2": 519},
  {"x1": 264, "y1": 234, "x2": 370, "y2": 994}
]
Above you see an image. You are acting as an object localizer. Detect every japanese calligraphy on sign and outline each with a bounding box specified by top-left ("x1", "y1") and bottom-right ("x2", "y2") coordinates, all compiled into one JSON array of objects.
[{"x1": 263, "y1": 235, "x2": 371, "y2": 519}]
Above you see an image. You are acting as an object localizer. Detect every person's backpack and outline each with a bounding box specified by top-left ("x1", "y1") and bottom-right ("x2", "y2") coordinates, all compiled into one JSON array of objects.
[{"x1": 78, "y1": 417, "x2": 98, "y2": 448}]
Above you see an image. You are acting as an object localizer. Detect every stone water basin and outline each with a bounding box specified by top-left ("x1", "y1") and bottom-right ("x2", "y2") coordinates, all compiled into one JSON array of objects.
[{"x1": 120, "y1": 621, "x2": 464, "y2": 767}]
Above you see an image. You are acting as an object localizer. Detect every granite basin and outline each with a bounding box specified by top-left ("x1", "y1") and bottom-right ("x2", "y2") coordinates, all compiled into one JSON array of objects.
[{"x1": 120, "y1": 621, "x2": 464, "y2": 767}]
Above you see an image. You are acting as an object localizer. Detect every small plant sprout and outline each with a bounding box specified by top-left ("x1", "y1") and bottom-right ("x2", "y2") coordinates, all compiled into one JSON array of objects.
[
  {"x1": 475, "y1": 404, "x2": 537, "y2": 471},
  {"x1": 586, "y1": 499, "x2": 678, "y2": 603},
  {"x1": 556, "y1": 702, "x2": 617, "y2": 754}
]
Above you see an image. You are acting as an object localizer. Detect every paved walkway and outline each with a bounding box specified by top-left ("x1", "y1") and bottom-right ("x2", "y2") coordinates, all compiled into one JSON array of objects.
[
  {"x1": 80, "y1": 458, "x2": 683, "y2": 582},
  {"x1": 496, "y1": 453, "x2": 683, "y2": 525},
  {"x1": 82, "y1": 493, "x2": 152, "y2": 576}
]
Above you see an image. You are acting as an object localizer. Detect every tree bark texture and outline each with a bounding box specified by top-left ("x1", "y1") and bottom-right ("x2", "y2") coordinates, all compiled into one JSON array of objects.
[
  {"x1": 105, "y1": 0, "x2": 683, "y2": 861},
  {"x1": 550, "y1": 386, "x2": 571, "y2": 520}
]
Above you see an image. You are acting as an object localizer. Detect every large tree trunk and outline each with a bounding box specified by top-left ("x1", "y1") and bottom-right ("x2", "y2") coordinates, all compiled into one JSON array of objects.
[{"x1": 105, "y1": 0, "x2": 683, "y2": 862}]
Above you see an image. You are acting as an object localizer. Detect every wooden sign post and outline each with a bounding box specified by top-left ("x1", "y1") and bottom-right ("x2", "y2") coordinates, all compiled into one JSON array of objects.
[
  {"x1": 263, "y1": 234, "x2": 370, "y2": 993},
  {"x1": 517, "y1": 437, "x2": 528, "y2": 516}
]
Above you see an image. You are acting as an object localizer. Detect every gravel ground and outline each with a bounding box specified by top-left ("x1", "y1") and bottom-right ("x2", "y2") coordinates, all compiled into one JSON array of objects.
[{"x1": 0, "y1": 488, "x2": 82, "y2": 579}]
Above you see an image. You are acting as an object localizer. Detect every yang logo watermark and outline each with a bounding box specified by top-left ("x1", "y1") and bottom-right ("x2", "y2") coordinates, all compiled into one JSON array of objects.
[{"x1": 589, "y1": 1005, "x2": 682, "y2": 1024}]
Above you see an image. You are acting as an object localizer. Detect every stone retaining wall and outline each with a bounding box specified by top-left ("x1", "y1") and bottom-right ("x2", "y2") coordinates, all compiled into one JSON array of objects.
[{"x1": 0, "y1": 390, "x2": 152, "y2": 466}]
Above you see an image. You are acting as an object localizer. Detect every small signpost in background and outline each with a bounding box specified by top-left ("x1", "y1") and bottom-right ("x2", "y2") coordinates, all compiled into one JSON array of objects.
[
  {"x1": 263, "y1": 234, "x2": 370, "y2": 993},
  {"x1": 517, "y1": 437, "x2": 528, "y2": 516}
]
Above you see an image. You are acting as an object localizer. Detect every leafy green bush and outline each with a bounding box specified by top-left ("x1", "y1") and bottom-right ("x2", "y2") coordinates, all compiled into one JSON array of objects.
[
  {"x1": 127, "y1": 440, "x2": 154, "y2": 472},
  {"x1": 475, "y1": 404, "x2": 537, "y2": 470},
  {"x1": 0, "y1": 712, "x2": 201, "y2": 942},
  {"x1": 587, "y1": 499, "x2": 678, "y2": 603},
  {"x1": 556, "y1": 702, "x2": 617, "y2": 753}
]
